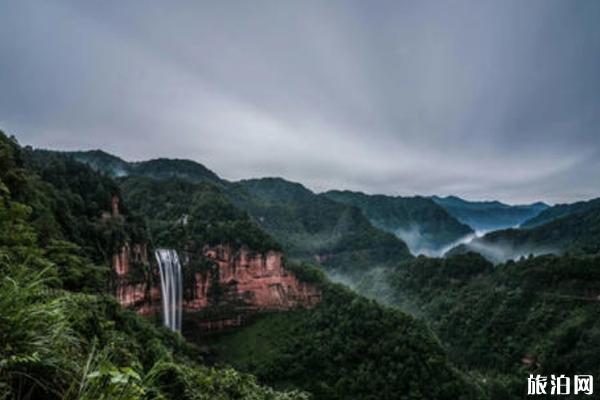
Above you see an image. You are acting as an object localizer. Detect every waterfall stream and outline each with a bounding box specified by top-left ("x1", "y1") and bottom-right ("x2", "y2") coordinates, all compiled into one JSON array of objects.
[{"x1": 154, "y1": 249, "x2": 183, "y2": 332}]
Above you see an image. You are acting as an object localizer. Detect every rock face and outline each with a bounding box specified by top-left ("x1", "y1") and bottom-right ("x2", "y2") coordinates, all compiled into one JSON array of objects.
[
  {"x1": 185, "y1": 245, "x2": 321, "y2": 310},
  {"x1": 113, "y1": 243, "x2": 321, "y2": 331}
]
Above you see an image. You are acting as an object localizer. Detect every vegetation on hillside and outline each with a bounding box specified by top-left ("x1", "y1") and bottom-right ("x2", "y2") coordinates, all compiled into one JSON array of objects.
[
  {"x1": 119, "y1": 176, "x2": 281, "y2": 255},
  {"x1": 324, "y1": 190, "x2": 473, "y2": 254},
  {"x1": 521, "y1": 197, "x2": 600, "y2": 228},
  {"x1": 227, "y1": 178, "x2": 413, "y2": 275},
  {"x1": 210, "y1": 262, "x2": 482, "y2": 400},
  {"x1": 69, "y1": 152, "x2": 415, "y2": 275},
  {"x1": 449, "y1": 205, "x2": 600, "y2": 262},
  {"x1": 357, "y1": 252, "x2": 600, "y2": 399},
  {"x1": 70, "y1": 151, "x2": 224, "y2": 186}
]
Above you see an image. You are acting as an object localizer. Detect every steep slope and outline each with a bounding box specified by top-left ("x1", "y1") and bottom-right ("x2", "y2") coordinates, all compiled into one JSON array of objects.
[
  {"x1": 366, "y1": 252, "x2": 600, "y2": 399},
  {"x1": 324, "y1": 190, "x2": 473, "y2": 255},
  {"x1": 227, "y1": 178, "x2": 413, "y2": 275},
  {"x1": 432, "y1": 195, "x2": 548, "y2": 232},
  {"x1": 448, "y1": 205, "x2": 600, "y2": 262},
  {"x1": 119, "y1": 176, "x2": 278, "y2": 254},
  {"x1": 209, "y1": 262, "x2": 482, "y2": 400},
  {"x1": 521, "y1": 197, "x2": 600, "y2": 228}
]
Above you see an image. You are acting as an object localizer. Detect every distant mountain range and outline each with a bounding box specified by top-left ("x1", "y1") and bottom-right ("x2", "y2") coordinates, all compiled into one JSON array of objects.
[
  {"x1": 449, "y1": 202, "x2": 600, "y2": 262},
  {"x1": 68, "y1": 149, "x2": 600, "y2": 266},
  {"x1": 521, "y1": 197, "x2": 600, "y2": 228},
  {"x1": 323, "y1": 190, "x2": 473, "y2": 256},
  {"x1": 431, "y1": 195, "x2": 549, "y2": 232}
]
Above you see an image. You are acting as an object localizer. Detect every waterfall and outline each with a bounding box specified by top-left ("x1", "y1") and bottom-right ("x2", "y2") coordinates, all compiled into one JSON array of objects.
[{"x1": 154, "y1": 249, "x2": 183, "y2": 332}]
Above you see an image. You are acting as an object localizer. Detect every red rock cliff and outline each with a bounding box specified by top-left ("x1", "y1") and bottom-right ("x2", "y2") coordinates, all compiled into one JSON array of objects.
[
  {"x1": 185, "y1": 245, "x2": 321, "y2": 310},
  {"x1": 113, "y1": 244, "x2": 320, "y2": 321}
]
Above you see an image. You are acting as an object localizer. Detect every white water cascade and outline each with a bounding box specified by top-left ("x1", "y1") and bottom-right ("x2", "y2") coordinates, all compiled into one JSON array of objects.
[{"x1": 154, "y1": 249, "x2": 183, "y2": 332}]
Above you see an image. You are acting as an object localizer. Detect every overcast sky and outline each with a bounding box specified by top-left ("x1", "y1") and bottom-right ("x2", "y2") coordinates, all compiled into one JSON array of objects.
[{"x1": 1, "y1": 1, "x2": 599, "y2": 204}]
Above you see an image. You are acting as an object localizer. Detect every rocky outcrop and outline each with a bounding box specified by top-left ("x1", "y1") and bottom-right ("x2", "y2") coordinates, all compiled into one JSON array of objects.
[
  {"x1": 185, "y1": 245, "x2": 321, "y2": 310},
  {"x1": 113, "y1": 243, "x2": 321, "y2": 332},
  {"x1": 115, "y1": 281, "x2": 161, "y2": 315}
]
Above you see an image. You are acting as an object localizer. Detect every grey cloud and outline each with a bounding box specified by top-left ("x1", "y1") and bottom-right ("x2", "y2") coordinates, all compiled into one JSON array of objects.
[{"x1": 1, "y1": 0, "x2": 599, "y2": 204}]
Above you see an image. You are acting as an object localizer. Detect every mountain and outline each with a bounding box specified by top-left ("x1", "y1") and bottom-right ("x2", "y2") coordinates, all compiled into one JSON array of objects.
[
  {"x1": 432, "y1": 195, "x2": 549, "y2": 232},
  {"x1": 70, "y1": 150, "x2": 223, "y2": 185},
  {"x1": 119, "y1": 175, "x2": 279, "y2": 254},
  {"x1": 521, "y1": 197, "x2": 600, "y2": 228},
  {"x1": 361, "y1": 252, "x2": 600, "y2": 399},
  {"x1": 324, "y1": 190, "x2": 473, "y2": 255},
  {"x1": 1, "y1": 132, "x2": 482, "y2": 399},
  {"x1": 228, "y1": 178, "x2": 413, "y2": 275},
  {"x1": 448, "y1": 204, "x2": 600, "y2": 262},
  {"x1": 71, "y1": 150, "x2": 414, "y2": 275}
]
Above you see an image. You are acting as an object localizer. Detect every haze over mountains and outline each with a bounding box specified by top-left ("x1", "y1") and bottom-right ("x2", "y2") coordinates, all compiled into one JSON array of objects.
[
  {"x1": 324, "y1": 190, "x2": 473, "y2": 256},
  {"x1": 431, "y1": 195, "x2": 549, "y2": 232}
]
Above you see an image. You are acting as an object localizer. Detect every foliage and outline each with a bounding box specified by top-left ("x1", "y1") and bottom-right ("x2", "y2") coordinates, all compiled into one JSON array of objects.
[
  {"x1": 119, "y1": 176, "x2": 280, "y2": 254},
  {"x1": 375, "y1": 252, "x2": 600, "y2": 399},
  {"x1": 0, "y1": 259, "x2": 307, "y2": 400},
  {"x1": 324, "y1": 190, "x2": 473, "y2": 253},
  {"x1": 210, "y1": 262, "x2": 482, "y2": 400},
  {"x1": 452, "y1": 205, "x2": 600, "y2": 261},
  {"x1": 0, "y1": 132, "x2": 306, "y2": 399},
  {"x1": 70, "y1": 151, "x2": 223, "y2": 186},
  {"x1": 521, "y1": 197, "x2": 600, "y2": 228},
  {"x1": 227, "y1": 178, "x2": 413, "y2": 275}
]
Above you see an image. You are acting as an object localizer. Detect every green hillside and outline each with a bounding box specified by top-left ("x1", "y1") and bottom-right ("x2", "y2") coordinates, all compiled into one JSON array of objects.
[
  {"x1": 119, "y1": 176, "x2": 280, "y2": 254},
  {"x1": 362, "y1": 252, "x2": 600, "y2": 399},
  {"x1": 209, "y1": 262, "x2": 482, "y2": 400},
  {"x1": 521, "y1": 197, "x2": 600, "y2": 228},
  {"x1": 228, "y1": 178, "x2": 413, "y2": 275},
  {"x1": 324, "y1": 190, "x2": 473, "y2": 255},
  {"x1": 449, "y1": 205, "x2": 600, "y2": 262},
  {"x1": 70, "y1": 150, "x2": 223, "y2": 186}
]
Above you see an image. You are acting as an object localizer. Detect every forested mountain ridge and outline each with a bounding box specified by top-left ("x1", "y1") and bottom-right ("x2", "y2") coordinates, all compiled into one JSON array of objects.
[
  {"x1": 448, "y1": 204, "x2": 600, "y2": 262},
  {"x1": 432, "y1": 195, "x2": 548, "y2": 232},
  {"x1": 228, "y1": 178, "x2": 413, "y2": 275},
  {"x1": 356, "y1": 252, "x2": 600, "y2": 399},
  {"x1": 521, "y1": 197, "x2": 600, "y2": 228},
  {"x1": 70, "y1": 150, "x2": 223, "y2": 186},
  {"x1": 70, "y1": 151, "x2": 415, "y2": 275},
  {"x1": 324, "y1": 190, "x2": 473, "y2": 255}
]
